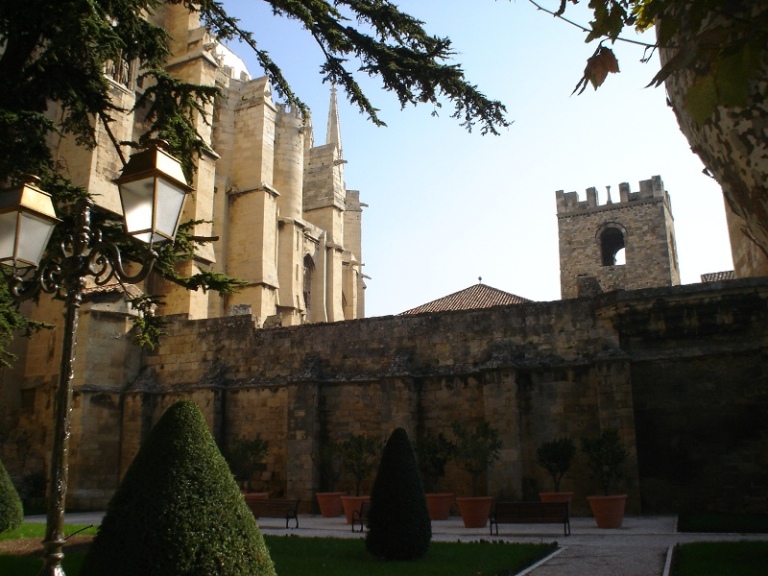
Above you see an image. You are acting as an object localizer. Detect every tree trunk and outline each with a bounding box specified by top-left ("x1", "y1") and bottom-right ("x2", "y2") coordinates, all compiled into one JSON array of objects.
[{"x1": 658, "y1": 4, "x2": 768, "y2": 275}]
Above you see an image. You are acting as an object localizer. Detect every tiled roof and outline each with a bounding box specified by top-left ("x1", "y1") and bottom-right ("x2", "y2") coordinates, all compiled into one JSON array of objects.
[
  {"x1": 83, "y1": 282, "x2": 144, "y2": 298},
  {"x1": 399, "y1": 283, "x2": 530, "y2": 315},
  {"x1": 700, "y1": 271, "x2": 735, "y2": 282}
]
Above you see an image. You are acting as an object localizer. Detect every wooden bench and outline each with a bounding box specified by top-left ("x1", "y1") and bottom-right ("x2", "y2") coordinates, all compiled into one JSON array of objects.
[
  {"x1": 246, "y1": 498, "x2": 300, "y2": 529},
  {"x1": 489, "y1": 501, "x2": 570, "y2": 536},
  {"x1": 351, "y1": 500, "x2": 369, "y2": 533}
]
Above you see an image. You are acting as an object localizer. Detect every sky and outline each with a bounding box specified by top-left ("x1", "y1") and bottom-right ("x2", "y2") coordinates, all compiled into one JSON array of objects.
[{"x1": 222, "y1": 0, "x2": 734, "y2": 318}]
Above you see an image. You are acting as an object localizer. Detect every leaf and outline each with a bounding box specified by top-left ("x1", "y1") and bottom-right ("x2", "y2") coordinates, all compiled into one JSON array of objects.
[
  {"x1": 577, "y1": 46, "x2": 620, "y2": 94},
  {"x1": 685, "y1": 74, "x2": 718, "y2": 125}
]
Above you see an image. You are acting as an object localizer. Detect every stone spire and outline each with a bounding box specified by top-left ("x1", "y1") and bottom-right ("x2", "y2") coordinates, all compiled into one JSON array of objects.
[{"x1": 326, "y1": 84, "x2": 343, "y2": 157}]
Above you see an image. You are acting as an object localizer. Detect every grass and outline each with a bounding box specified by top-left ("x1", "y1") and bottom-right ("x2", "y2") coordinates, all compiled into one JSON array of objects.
[
  {"x1": 677, "y1": 513, "x2": 768, "y2": 534},
  {"x1": 0, "y1": 523, "x2": 98, "y2": 541},
  {"x1": 265, "y1": 536, "x2": 556, "y2": 576},
  {"x1": 0, "y1": 529, "x2": 556, "y2": 576},
  {"x1": 671, "y1": 541, "x2": 768, "y2": 576}
]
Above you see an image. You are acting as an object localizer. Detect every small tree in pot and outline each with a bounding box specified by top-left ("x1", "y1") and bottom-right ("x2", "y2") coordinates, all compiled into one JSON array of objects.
[
  {"x1": 581, "y1": 428, "x2": 629, "y2": 528},
  {"x1": 224, "y1": 434, "x2": 269, "y2": 492},
  {"x1": 451, "y1": 420, "x2": 502, "y2": 528},
  {"x1": 340, "y1": 433, "x2": 380, "y2": 496},
  {"x1": 536, "y1": 437, "x2": 576, "y2": 503},
  {"x1": 415, "y1": 431, "x2": 456, "y2": 520},
  {"x1": 339, "y1": 433, "x2": 380, "y2": 523},
  {"x1": 415, "y1": 431, "x2": 455, "y2": 493}
]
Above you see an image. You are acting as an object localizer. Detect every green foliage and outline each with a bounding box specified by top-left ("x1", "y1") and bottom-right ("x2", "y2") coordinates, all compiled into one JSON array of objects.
[
  {"x1": 672, "y1": 541, "x2": 768, "y2": 576},
  {"x1": 366, "y1": 428, "x2": 431, "y2": 560},
  {"x1": 550, "y1": 1, "x2": 768, "y2": 124},
  {"x1": 223, "y1": 434, "x2": 270, "y2": 488},
  {"x1": 339, "y1": 433, "x2": 380, "y2": 496},
  {"x1": 581, "y1": 428, "x2": 628, "y2": 495},
  {"x1": 0, "y1": 459, "x2": 23, "y2": 533},
  {"x1": 536, "y1": 437, "x2": 577, "y2": 492},
  {"x1": 415, "y1": 431, "x2": 456, "y2": 493},
  {"x1": 677, "y1": 512, "x2": 768, "y2": 534},
  {"x1": 0, "y1": 281, "x2": 49, "y2": 368},
  {"x1": 79, "y1": 400, "x2": 276, "y2": 576},
  {"x1": 451, "y1": 420, "x2": 502, "y2": 497}
]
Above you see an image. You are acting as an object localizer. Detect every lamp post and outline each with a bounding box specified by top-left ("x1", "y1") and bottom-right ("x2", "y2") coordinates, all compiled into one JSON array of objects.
[{"x1": 0, "y1": 140, "x2": 192, "y2": 576}]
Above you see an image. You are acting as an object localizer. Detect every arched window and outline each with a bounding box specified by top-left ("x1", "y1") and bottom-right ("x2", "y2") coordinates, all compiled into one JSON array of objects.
[
  {"x1": 600, "y1": 227, "x2": 625, "y2": 266},
  {"x1": 303, "y1": 255, "x2": 315, "y2": 318}
]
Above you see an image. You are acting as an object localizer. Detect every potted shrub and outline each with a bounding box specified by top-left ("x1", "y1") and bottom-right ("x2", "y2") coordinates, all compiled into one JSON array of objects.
[
  {"x1": 338, "y1": 433, "x2": 380, "y2": 523},
  {"x1": 224, "y1": 434, "x2": 269, "y2": 493},
  {"x1": 451, "y1": 420, "x2": 502, "y2": 528},
  {"x1": 224, "y1": 434, "x2": 270, "y2": 515},
  {"x1": 536, "y1": 437, "x2": 576, "y2": 506},
  {"x1": 315, "y1": 441, "x2": 345, "y2": 517},
  {"x1": 581, "y1": 428, "x2": 629, "y2": 528},
  {"x1": 415, "y1": 431, "x2": 456, "y2": 520}
]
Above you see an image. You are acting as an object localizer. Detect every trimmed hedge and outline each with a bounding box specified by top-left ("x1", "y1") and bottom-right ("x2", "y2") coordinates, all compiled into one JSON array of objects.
[
  {"x1": 0, "y1": 458, "x2": 23, "y2": 532},
  {"x1": 365, "y1": 427, "x2": 431, "y2": 560},
  {"x1": 80, "y1": 400, "x2": 276, "y2": 576}
]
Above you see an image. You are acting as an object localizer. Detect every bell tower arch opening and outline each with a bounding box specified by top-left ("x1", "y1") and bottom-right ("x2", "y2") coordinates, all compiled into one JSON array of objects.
[{"x1": 599, "y1": 225, "x2": 626, "y2": 266}]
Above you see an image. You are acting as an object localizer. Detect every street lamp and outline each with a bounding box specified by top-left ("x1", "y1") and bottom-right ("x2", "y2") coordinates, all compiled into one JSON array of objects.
[{"x1": 0, "y1": 140, "x2": 192, "y2": 576}]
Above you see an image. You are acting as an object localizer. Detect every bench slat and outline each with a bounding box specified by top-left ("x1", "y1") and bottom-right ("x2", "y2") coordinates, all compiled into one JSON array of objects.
[
  {"x1": 490, "y1": 501, "x2": 570, "y2": 536},
  {"x1": 246, "y1": 498, "x2": 300, "y2": 529}
]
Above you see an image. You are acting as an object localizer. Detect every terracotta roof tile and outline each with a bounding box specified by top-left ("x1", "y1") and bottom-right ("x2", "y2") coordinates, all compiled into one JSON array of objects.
[{"x1": 399, "y1": 283, "x2": 530, "y2": 315}]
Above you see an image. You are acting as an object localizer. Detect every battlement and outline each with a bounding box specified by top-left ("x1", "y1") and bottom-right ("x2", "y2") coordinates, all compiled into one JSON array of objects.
[{"x1": 556, "y1": 175, "x2": 666, "y2": 215}]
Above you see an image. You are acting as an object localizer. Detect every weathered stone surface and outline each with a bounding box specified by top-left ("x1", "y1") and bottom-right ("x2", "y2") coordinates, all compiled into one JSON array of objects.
[{"x1": 4, "y1": 278, "x2": 764, "y2": 514}]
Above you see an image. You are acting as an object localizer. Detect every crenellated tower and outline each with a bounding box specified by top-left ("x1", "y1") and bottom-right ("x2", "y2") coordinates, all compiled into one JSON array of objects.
[{"x1": 556, "y1": 175, "x2": 681, "y2": 299}]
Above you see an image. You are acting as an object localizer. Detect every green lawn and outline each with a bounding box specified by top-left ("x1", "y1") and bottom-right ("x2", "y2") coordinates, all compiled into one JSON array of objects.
[
  {"x1": 0, "y1": 523, "x2": 98, "y2": 541},
  {"x1": 671, "y1": 541, "x2": 768, "y2": 576},
  {"x1": 677, "y1": 513, "x2": 768, "y2": 534},
  {"x1": 0, "y1": 528, "x2": 556, "y2": 576}
]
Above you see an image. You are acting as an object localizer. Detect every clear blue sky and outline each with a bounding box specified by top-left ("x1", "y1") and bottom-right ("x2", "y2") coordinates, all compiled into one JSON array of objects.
[{"x1": 223, "y1": 0, "x2": 733, "y2": 317}]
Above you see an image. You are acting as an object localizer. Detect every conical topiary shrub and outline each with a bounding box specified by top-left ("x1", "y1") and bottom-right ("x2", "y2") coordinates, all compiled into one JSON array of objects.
[
  {"x1": 80, "y1": 400, "x2": 276, "y2": 576},
  {"x1": 0, "y1": 458, "x2": 23, "y2": 532},
  {"x1": 365, "y1": 427, "x2": 431, "y2": 560}
]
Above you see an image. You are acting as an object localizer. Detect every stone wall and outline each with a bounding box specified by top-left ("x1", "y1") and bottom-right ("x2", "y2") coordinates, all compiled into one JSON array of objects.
[{"x1": 4, "y1": 278, "x2": 766, "y2": 515}]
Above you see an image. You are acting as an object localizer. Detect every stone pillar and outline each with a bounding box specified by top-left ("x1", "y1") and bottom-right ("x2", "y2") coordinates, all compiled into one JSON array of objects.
[
  {"x1": 285, "y1": 383, "x2": 318, "y2": 508},
  {"x1": 483, "y1": 370, "x2": 522, "y2": 498}
]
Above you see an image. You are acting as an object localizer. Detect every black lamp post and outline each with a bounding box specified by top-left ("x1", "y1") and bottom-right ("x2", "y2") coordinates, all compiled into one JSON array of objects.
[{"x1": 0, "y1": 140, "x2": 192, "y2": 576}]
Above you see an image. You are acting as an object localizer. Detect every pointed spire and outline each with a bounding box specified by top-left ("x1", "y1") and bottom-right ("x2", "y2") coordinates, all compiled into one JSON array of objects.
[{"x1": 326, "y1": 84, "x2": 343, "y2": 158}]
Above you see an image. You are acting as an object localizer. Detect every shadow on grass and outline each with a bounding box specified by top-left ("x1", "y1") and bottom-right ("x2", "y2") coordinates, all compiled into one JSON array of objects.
[
  {"x1": 677, "y1": 513, "x2": 768, "y2": 534},
  {"x1": 671, "y1": 541, "x2": 768, "y2": 576},
  {"x1": 1, "y1": 534, "x2": 557, "y2": 576}
]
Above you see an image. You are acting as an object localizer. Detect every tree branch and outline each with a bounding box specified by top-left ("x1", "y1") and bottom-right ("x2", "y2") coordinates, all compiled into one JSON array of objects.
[{"x1": 527, "y1": 0, "x2": 657, "y2": 48}]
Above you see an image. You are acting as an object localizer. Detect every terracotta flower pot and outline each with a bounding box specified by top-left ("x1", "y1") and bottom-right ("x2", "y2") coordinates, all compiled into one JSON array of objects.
[
  {"x1": 456, "y1": 496, "x2": 493, "y2": 528},
  {"x1": 425, "y1": 493, "x2": 454, "y2": 520},
  {"x1": 340, "y1": 495, "x2": 370, "y2": 524},
  {"x1": 315, "y1": 492, "x2": 345, "y2": 517},
  {"x1": 587, "y1": 494, "x2": 627, "y2": 528}
]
